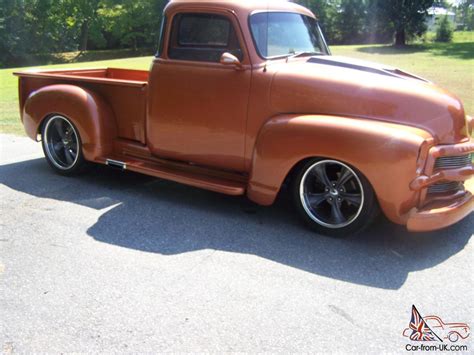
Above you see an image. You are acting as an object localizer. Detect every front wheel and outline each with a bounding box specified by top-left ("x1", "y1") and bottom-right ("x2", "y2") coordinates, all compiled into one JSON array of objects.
[
  {"x1": 41, "y1": 114, "x2": 85, "y2": 175},
  {"x1": 292, "y1": 159, "x2": 379, "y2": 238},
  {"x1": 448, "y1": 332, "x2": 460, "y2": 342}
]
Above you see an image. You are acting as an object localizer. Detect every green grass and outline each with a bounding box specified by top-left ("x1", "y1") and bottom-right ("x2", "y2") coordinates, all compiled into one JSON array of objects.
[
  {"x1": 1, "y1": 35, "x2": 473, "y2": 135},
  {"x1": 422, "y1": 30, "x2": 473, "y2": 43}
]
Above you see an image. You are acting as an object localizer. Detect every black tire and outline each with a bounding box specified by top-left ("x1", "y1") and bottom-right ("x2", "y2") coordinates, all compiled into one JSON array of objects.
[
  {"x1": 41, "y1": 114, "x2": 86, "y2": 176},
  {"x1": 292, "y1": 158, "x2": 379, "y2": 238}
]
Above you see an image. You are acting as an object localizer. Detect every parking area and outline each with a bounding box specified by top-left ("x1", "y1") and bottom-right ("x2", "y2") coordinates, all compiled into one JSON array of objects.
[{"x1": 0, "y1": 133, "x2": 472, "y2": 353}]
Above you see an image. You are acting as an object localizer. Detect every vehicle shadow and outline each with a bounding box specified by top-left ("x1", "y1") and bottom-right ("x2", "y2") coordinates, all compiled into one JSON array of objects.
[
  {"x1": 1, "y1": 158, "x2": 472, "y2": 290},
  {"x1": 357, "y1": 42, "x2": 474, "y2": 60}
]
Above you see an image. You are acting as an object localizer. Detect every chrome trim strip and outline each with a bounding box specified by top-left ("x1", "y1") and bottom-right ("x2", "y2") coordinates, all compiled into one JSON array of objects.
[{"x1": 106, "y1": 159, "x2": 127, "y2": 170}]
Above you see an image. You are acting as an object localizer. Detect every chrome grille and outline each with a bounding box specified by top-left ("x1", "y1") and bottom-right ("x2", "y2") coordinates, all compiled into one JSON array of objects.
[
  {"x1": 428, "y1": 181, "x2": 463, "y2": 194},
  {"x1": 428, "y1": 154, "x2": 471, "y2": 195},
  {"x1": 434, "y1": 154, "x2": 471, "y2": 170}
]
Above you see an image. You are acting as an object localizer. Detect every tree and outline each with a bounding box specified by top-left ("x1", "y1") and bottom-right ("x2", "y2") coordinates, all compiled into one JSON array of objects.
[
  {"x1": 100, "y1": 0, "x2": 167, "y2": 50},
  {"x1": 60, "y1": 0, "x2": 104, "y2": 51},
  {"x1": 373, "y1": 0, "x2": 434, "y2": 46},
  {"x1": 0, "y1": 0, "x2": 68, "y2": 65},
  {"x1": 432, "y1": 0, "x2": 450, "y2": 8},
  {"x1": 294, "y1": 0, "x2": 339, "y2": 43},
  {"x1": 335, "y1": 0, "x2": 368, "y2": 44},
  {"x1": 436, "y1": 15, "x2": 453, "y2": 42},
  {"x1": 456, "y1": 0, "x2": 474, "y2": 30}
]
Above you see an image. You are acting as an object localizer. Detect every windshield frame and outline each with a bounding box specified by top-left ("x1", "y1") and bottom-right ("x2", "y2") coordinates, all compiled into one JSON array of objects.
[{"x1": 248, "y1": 11, "x2": 330, "y2": 60}]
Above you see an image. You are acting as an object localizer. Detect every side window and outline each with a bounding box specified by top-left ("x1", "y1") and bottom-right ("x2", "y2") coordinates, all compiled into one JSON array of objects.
[
  {"x1": 426, "y1": 318, "x2": 442, "y2": 328},
  {"x1": 168, "y1": 13, "x2": 243, "y2": 62},
  {"x1": 156, "y1": 15, "x2": 167, "y2": 57}
]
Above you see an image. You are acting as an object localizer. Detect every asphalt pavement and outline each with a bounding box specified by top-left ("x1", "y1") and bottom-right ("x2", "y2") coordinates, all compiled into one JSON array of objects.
[{"x1": 0, "y1": 133, "x2": 473, "y2": 353}]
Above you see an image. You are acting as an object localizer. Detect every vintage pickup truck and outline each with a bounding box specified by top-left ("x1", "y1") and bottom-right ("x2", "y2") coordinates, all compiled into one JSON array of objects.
[{"x1": 14, "y1": 0, "x2": 473, "y2": 237}]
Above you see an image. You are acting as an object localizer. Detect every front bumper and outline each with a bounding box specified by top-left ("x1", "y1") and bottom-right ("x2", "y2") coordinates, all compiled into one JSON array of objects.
[
  {"x1": 407, "y1": 139, "x2": 473, "y2": 232},
  {"x1": 407, "y1": 190, "x2": 473, "y2": 232}
]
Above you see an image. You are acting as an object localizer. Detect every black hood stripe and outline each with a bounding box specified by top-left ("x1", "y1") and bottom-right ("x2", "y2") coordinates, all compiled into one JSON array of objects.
[{"x1": 307, "y1": 57, "x2": 400, "y2": 78}]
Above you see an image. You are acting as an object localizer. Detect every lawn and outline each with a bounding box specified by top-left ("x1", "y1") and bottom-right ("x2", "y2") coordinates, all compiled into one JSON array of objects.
[{"x1": 1, "y1": 33, "x2": 473, "y2": 135}]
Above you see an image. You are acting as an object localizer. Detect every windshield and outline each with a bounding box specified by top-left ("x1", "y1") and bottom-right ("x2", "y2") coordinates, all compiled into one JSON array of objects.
[{"x1": 250, "y1": 12, "x2": 329, "y2": 59}]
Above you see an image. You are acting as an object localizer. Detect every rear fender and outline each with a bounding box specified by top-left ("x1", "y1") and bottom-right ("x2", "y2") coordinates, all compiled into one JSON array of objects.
[
  {"x1": 23, "y1": 84, "x2": 116, "y2": 161},
  {"x1": 247, "y1": 114, "x2": 432, "y2": 224}
]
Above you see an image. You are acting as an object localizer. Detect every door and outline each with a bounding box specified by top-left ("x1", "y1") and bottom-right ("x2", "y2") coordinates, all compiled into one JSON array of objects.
[{"x1": 147, "y1": 11, "x2": 252, "y2": 172}]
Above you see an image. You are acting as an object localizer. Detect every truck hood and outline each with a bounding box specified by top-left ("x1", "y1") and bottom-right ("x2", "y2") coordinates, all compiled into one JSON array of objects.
[{"x1": 270, "y1": 55, "x2": 469, "y2": 144}]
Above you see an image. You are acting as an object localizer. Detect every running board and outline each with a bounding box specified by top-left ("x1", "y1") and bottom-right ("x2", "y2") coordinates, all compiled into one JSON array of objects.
[
  {"x1": 106, "y1": 159, "x2": 127, "y2": 170},
  {"x1": 98, "y1": 157, "x2": 246, "y2": 196}
]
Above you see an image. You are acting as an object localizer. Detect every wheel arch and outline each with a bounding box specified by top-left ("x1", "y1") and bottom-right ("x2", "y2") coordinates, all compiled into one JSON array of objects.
[
  {"x1": 23, "y1": 84, "x2": 117, "y2": 161},
  {"x1": 283, "y1": 155, "x2": 373, "y2": 190},
  {"x1": 282, "y1": 156, "x2": 314, "y2": 187},
  {"x1": 246, "y1": 114, "x2": 432, "y2": 224},
  {"x1": 448, "y1": 330, "x2": 461, "y2": 341}
]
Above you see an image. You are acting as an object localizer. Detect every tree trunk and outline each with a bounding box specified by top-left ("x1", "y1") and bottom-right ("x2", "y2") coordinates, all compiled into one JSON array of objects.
[
  {"x1": 395, "y1": 29, "x2": 406, "y2": 46},
  {"x1": 80, "y1": 21, "x2": 89, "y2": 51}
]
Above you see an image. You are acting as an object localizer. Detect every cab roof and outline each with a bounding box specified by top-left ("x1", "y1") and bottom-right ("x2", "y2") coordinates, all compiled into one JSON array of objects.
[{"x1": 166, "y1": 0, "x2": 315, "y2": 18}]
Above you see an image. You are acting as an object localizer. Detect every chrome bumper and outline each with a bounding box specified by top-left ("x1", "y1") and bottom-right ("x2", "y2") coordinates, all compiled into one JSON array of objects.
[{"x1": 408, "y1": 139, "x2": 473, "y2": 232}]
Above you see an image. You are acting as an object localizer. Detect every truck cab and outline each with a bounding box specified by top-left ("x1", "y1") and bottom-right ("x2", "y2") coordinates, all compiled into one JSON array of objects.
[{"x1": 14, "y1": 0, "x2": 474, "y2": 237}]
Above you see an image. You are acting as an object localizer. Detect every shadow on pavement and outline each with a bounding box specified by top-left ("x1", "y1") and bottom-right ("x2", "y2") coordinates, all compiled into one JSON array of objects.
[{"x1": 1, "y1": 158, "x2": 472, "y2": 290}]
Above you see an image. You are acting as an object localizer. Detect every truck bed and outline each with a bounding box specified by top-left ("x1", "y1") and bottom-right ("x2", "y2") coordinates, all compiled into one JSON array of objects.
[
  {"x1": 15, "y1": 67, "x2": 149, "y2": 86},
  {"x1": 14, "y1": 68, "x2": 149, "y2": 143}
]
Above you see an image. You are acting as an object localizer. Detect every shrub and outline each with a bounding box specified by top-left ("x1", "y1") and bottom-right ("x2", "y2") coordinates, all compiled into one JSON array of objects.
[{"x1": 436, "y1": 16, "x2": 453, "y2": 43}]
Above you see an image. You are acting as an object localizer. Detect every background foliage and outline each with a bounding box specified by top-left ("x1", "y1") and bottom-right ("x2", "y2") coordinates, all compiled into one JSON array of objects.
[
  {"x1": 436, "y1": 15, "x2": 454, "y2": 42},
  {"x1": 299, "y1": 0, "x2": 474, "y2": 45},
  {"x1": 0, "y1": 0, "x2": 167, "y2": 66},
  {"x1": 1, "y1": 0, "x2": 473, "y2": 66}
]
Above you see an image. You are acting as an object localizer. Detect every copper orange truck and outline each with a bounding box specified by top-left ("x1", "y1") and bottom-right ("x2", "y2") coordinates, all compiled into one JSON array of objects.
[{"x1": 14, "y1": 0, "x2": 473, "y2": 237}]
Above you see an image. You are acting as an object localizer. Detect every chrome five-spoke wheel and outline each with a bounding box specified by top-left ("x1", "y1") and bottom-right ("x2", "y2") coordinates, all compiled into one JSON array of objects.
[
  {"x1": 42, "y1": 115, "x2": 85, "y2": 175},
  {"x1": 293, "y1": 159, "x2": 378, "y2": 237}
]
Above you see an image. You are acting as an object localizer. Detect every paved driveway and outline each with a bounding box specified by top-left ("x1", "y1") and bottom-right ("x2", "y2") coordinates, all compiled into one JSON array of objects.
[{"x1": 1, "y1": 134, "x2": 472, "y2": 353}]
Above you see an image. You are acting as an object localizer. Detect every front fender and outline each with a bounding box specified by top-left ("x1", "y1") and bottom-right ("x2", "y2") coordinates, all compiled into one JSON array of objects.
[
  {"x1": 247, "y1": 114, "x2": 433, "y2": 224},
  {"x1": 23, "y1": 84, "x2": 116, "y2": 161}
]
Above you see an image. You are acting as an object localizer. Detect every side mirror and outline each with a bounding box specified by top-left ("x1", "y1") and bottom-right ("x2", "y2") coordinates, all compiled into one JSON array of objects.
[{"x1": 220, "y1": 52, "x2": 243, "y2": 69}]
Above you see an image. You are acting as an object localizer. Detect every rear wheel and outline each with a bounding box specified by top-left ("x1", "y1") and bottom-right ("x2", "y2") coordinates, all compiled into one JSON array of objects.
[
  {"x1": 292, "y1": 159, "x2": 378, "y2": 237},
  {"x1": 41, "y1": 114, "x2": 85, "y2": 175}
]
